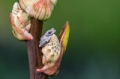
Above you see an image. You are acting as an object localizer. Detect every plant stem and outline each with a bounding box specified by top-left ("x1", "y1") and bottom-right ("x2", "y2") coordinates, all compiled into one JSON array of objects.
[{"x1": 26, "y1": 17, "x2": 48, "y2": 79}]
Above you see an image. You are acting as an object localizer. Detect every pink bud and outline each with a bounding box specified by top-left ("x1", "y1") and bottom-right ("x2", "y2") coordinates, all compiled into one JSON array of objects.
[
  {"x1": 19, "y1": 0, "x2": 57, "y2": 20},
  {"x1": 10, "y1": 2, "x2": 33, "y2": 41}
]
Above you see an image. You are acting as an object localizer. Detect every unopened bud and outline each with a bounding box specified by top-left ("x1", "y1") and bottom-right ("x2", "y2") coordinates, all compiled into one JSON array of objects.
[
  {"x1": 10, "y1": 2, "x2": 33, "y2": 41},
  {"x1": 19, "y1": 0, "x2": 57, "y2": 20}
]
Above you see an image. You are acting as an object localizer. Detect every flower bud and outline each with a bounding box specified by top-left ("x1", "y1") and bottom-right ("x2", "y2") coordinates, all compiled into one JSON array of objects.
[
  {"x1": 19, "y1": 0, "x2": 57, "y2": 20},
  {"x1": 10, "y1": 2, "x2": 33, "y2": 41}
]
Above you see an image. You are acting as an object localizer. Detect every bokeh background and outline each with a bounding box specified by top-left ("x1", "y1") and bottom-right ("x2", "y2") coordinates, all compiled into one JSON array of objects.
[{"x1": 0, "y1": 0, "x2": 120, "y2": 79}]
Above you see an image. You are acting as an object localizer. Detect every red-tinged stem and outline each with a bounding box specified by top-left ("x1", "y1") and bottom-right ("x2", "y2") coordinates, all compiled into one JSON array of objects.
[{"x1": 26, "y1": 17, "x2": 48, "y2": 79}]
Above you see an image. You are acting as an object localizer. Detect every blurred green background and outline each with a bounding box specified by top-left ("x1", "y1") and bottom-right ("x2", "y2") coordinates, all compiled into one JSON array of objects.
[{"x1": 0, "y1": 0, "x2": 120, "y2": 79}]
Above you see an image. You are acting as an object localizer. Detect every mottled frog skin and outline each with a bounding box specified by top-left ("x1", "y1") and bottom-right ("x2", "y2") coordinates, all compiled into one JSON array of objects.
[{"x1": 41, "y1": 34, "x2": 60, "y2": 65}]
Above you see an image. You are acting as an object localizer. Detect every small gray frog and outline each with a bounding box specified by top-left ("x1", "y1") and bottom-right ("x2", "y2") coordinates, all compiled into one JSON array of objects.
[
  {"x1": 39, "y1": 28, "x2": 56, "y2": 47},
  {"x1": 39, "y1": 28, "x2": 60, "y2": 73}
]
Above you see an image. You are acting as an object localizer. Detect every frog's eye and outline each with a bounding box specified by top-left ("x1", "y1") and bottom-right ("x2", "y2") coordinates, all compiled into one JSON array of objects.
[
  {"x1": 46, "y1": 28, "x2": 56, "y2": 36},
  {"x1": 47, "y1": 31, "x2": 52, "y2": 35}
]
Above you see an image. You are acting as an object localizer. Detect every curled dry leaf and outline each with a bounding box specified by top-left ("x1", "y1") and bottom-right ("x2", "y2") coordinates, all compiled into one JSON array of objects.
[
  {"x1": 10, "y1": 2, "x2": 33, "y2": 41},
  {"x1": 37, "y1": 21, "x2": 70, "y2": 76},
  {"x1": 19, "y1": 0, "x2": 57, "y2": 20}
]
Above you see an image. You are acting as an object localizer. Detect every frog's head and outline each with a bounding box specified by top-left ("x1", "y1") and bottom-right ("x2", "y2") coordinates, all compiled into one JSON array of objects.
[
  {"x1": 45, "y1": 28, "x2": 56, "y2": 37},
  {"x1": 39, "y1": 28, "x2": 56, "y2": 47}
]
